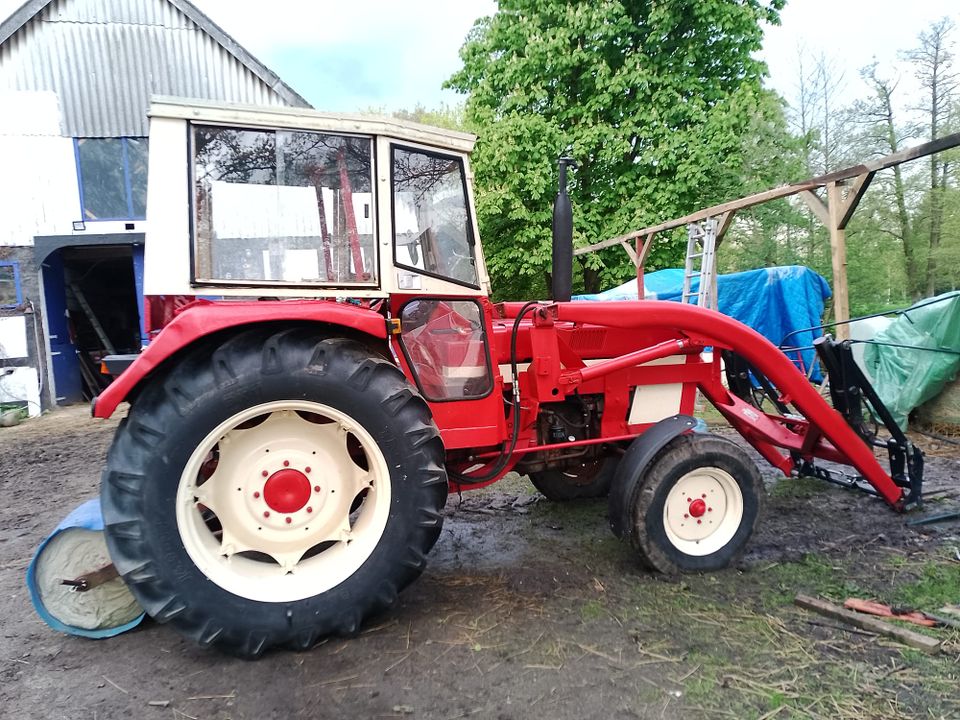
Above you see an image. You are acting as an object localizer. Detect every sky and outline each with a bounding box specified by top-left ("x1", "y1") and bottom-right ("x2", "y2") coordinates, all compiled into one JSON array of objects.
[
  {"x1": 762, "y1": 0, "x2": 958, "y2": 114},
  {"x1": 0, "y1": 0, "x2": 957, "y2": 113}
]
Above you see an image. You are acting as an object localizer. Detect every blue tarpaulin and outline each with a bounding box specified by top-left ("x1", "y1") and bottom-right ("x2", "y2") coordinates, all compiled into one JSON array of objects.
[{"x1": 574, "y1": 266, "x2": 832, "y2": 380}]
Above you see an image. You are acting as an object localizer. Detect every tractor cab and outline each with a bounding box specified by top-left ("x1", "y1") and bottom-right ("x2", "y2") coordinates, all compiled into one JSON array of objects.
[{"x1": 143, "y1": 98, "x2": 491, "y2": 310}]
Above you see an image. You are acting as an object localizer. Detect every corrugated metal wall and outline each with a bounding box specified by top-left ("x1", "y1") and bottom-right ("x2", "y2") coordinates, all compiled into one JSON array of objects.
[{"x1": 0, "y1": 0, "x2": 291, "y2": 137}]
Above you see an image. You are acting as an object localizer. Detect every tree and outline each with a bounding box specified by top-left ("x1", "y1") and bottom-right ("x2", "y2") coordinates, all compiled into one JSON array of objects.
[
  {"x1": 718, "y1": 90, "x2": 807, "y2": 274},
  {"x1": 853, "y1": 62, "x2": 920, "y2": 297},
  {"x1": 383, "y1": 103, "x2": 468, "y2": 132},
  {"x1": 446, "y1": 0, "x2": 787, "y2": 299},
  {"x1": 906, "y1": 17, "x2": 958, "y2": 295},
  {"x1": 783, "y1": 49, "x2": 857, "y2": 274}
]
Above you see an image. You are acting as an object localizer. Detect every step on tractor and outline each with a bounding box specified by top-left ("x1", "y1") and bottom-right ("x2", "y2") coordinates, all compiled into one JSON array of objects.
[{"x1": 93, "y1": 99, "x2": 923, "y2": 658}]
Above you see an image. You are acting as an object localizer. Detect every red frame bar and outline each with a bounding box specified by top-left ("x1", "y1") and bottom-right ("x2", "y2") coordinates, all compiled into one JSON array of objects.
[{"x1": 552, "y1": 301, "x2": 905, "y2": 508}]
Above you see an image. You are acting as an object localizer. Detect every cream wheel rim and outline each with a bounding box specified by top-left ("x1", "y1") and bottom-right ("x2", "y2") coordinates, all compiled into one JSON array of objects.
[
  {"x1": 176, "y1": 400, "x2": 391, "y2": 602},
  {"x1": 662, "y1": 467, "x2": 743, "y2": 556}
]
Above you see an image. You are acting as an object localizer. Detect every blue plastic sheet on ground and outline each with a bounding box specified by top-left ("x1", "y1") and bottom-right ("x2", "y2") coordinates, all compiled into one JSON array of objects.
[
  {"x1": 574, "y1": 266, "x2": 832, "y2": 380},
  {"x1": 26, "y1": 498, "x2": 145, "y2": 639}
]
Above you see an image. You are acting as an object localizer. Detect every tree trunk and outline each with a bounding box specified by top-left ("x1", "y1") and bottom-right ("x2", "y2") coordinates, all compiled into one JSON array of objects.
[
  {"x1": 880, "y1": 90, "x2": 918, "y2": 297},
  {"x1": 580, "y1": 260, "x2": 602, "y2": 295}
]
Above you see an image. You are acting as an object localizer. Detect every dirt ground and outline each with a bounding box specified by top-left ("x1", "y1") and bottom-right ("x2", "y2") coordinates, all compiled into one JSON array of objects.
[{"x1": 1, "y1": 405, "x2": 959, "y2": 720}]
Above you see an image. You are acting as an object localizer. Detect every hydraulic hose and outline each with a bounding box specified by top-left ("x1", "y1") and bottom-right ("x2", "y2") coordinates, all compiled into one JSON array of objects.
[{"x1": 447, "y1": 301, "x2": 542, "y2": 485}]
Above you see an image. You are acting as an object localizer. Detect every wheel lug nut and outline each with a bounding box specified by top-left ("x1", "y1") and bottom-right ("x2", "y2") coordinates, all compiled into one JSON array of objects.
[
  {"x1": 263, "y1": 511, "x2": 270, "y2": 518},
  {"x1": 283, "y1": 460, "x2": 290, "y2": 467},
  {"x1": 697, "y1": 519, "x2": 702, "y2": 524},
  {"x1": 701, "y1": 493, "x2": 707, "y2": 498},
  {"x1": 253, "y1": 491, "x2": 260, "y2": 499},
  {"x1": 306, "y1": 507, "x2": 313, "y2": 513},
  {"x1": 285, "y1": 517, "x2": 292, "y2": 524},
  {"x1": 684, "y1": 513, "x2": 689, "y2": 519},
  {"x1": 708, "y1": 507, "x2": 713, "y2": 512},
  {"x1": 314, "y1": 485, "x2": 321, "y2": 493},
  {"x1": 262, "y1": 470, "x2": 269, "y2": 477},
  {"x1": 305, "y1": 467, "x2": 311, "y2": 474}
]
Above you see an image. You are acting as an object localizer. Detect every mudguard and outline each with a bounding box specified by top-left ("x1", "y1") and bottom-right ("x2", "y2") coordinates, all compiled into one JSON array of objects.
[
  {"x1": 608, "y1": 414, "x2": 700, "y2": 539},
  {"x1": 91, "y1": 300, "x2": 387, "y2": 419}
]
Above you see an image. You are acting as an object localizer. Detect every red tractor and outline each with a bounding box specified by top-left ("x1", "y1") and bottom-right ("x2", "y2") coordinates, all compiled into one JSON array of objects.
[{"x1": 93, "y1": 99, "x2": 922, "y2": 657}]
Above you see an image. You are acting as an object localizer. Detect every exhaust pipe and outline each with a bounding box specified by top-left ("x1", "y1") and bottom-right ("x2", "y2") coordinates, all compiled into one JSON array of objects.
[{"x1": 551, "y1": 156, "x2": 576, "y2": 302}]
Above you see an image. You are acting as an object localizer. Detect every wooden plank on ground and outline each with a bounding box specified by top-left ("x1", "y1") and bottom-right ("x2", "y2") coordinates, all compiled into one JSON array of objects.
[{"x1": 794, "y1": 594, "x2": 941, "y2": 654}]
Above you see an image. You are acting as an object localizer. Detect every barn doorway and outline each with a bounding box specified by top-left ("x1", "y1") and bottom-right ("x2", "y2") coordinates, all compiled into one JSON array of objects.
[{"x1": 41, "y1": 244, "x2": 143, "y2": 403}]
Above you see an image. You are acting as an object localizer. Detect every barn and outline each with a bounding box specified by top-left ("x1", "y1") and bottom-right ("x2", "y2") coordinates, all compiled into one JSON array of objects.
[{"x1": 0, "y1": 0, "x2": 309, "y2": 413}]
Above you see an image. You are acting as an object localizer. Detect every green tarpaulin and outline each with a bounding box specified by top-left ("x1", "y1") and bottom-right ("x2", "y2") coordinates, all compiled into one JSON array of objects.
[{"x1": 862, "y1": 292, "x2": 960, "y2": 430}]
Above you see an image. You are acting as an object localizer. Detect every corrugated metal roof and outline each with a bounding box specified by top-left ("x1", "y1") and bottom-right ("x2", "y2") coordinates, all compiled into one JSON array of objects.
[{"x1": 0, "y1": 0, "x2": 311, "y2": 137}]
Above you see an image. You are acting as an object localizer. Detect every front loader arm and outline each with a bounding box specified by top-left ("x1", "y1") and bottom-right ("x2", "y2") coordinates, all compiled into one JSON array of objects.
[{"x1": 550, "y1": 301, "x2": 913, "y2": 510}]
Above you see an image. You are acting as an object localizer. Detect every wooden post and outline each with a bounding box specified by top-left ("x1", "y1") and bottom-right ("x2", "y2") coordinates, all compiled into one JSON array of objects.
[
  {"x1": 827, "y1": 181, "x2": 850, "y2": 340},
  {"x1": 635, "y1": 232, "x2": 655, "y2": 299}
]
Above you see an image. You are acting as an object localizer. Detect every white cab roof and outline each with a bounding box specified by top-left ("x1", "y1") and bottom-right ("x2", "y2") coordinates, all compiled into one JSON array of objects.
[{"x1": 149, "y1": 97, "x2": 477, "y2": 154}]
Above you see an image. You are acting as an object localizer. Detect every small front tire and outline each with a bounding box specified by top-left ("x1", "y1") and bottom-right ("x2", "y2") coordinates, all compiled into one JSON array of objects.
[{"x1": 621, "y1": 433, "x2": 763, "y2": 574}]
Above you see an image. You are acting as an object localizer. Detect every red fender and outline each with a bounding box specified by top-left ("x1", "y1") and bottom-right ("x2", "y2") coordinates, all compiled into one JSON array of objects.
[{"x1": 92, "y1": 300, "x2": 387, "y2": 419}]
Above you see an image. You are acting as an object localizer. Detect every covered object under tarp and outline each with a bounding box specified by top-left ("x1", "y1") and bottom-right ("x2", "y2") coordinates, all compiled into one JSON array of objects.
[
  {"x1": 863, "y1": 291, "x2": 960, "y2": 430},
  {"x1": 574, "y1": 266, "x2": 833, "y2": 380}
]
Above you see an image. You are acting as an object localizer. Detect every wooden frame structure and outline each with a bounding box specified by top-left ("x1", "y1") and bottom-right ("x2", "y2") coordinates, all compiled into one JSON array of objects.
[{"x1": 575, "y1": 132, "x2": 960, "y2": 339}]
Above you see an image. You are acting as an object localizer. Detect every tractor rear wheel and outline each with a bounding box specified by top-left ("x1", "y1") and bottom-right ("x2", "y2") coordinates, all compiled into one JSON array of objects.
[
  {"x1": 529, "y1": 456, "x2": 618, "y2": 500},
  {"x1": 101, "y1": 329, "x2": 447, "y2": 657},
  {"x1": 620, "y1": 433, "x2": 763, "y2": 574}
]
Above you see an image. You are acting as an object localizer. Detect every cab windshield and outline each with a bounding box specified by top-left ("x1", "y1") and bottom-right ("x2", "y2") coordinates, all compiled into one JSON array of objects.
[{"x1": 392, "y1": 146, "x2": 477, "y2": 287}]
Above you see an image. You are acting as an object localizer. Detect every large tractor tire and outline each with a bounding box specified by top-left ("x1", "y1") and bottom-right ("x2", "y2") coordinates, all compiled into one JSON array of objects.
[
  {"x1": 529, "y1": 456, "x2": 618, "y2": 501},
  {"x1": 614, "y1": 433, "x2": 763, "y2": 574},
  {"x1": 101, "y1": 329, "x2": 447, "y2": 658}
]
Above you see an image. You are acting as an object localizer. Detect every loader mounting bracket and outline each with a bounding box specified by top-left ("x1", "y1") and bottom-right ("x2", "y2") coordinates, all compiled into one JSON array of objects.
[{"x1": 813, "y1": 336, "x2": 923, "y2": 508}]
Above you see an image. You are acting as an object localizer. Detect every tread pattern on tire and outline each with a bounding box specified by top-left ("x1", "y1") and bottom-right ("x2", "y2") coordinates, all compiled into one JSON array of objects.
[
  {"x1": 101, "y1": 328, "x2": 447, "y2": 658},
  {"x1": 627, "y1": 433, "x2": 764, "y2": 575}
]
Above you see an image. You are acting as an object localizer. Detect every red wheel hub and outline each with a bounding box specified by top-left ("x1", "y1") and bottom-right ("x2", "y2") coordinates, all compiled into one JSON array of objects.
[
  {"x1": 688, "y1": 498, "x2": 707, "y2": 518},
  {"x1": 263, "y1": 469, "x2": 311, "y2": 514}
]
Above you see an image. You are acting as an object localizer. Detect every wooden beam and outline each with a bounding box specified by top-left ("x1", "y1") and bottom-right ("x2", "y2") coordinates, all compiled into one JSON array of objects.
[
  {"x1": 812, "y1": 130, "x2": 960, "y2": 186},
  {"x1": 620, "y1": 240, "x2": 638, "y2": 266},
  {"x1": 635, "y1": 232, "x2": 656, "y2": 298},
  {"x1": 573, "y1": 180, "x2": 822, "y2": 256},
  {"x1": 715, "y1": 210, "x2": 736, "y2": 247},
  {"x1": 576, "y1": 131, "x2": 960, "y2": 258},
  {"x1": 800, "y1": 190, "x2": 830, "y2": 227},
  {"x1": 637, "y1": 232, "x2": 656, "y2": 267},
  {"x1": 838, "y1": 171, "x2": 875, "y2": 229},
  {"x1": 795, "y1": 595, "x2": 941, "y2": 654},
  {"x1": 827, "y1": 181, "x2": 851, "y2": 340}
]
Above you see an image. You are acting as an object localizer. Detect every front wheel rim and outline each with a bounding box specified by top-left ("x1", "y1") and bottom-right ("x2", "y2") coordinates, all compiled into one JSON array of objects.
[
  {"x1": 175, "y1": 400, "x2": 391, "y2": 602},
  {"x1": 662, "y1": 467, "x2": 743, "y2": 556}
]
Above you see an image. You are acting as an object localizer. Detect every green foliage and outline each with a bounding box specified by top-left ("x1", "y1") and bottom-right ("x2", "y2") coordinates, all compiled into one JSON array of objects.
[
  {"x1": 446, "y1": 0, "x2": 786, "y2": 300},
  {"x1": 389, "y1": 103, "x2": 469, "y2": 132}
]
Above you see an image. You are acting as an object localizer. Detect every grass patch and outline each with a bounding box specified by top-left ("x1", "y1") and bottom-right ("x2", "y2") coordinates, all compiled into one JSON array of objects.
[
  {"x1": 892, "y1": 559, "x2": 960, "y2": 610},
  {"x1": 577, "y1": 555, "x2": 959, "y2": 719},
  {"x1": 760, "y1": 554, "x2": 867, "y2": 608},
  {"x1": 579, "y1": 599, "x2": 606, "y2": 621},
  {"x1": 768, "y1": 475, "x2": 828, "y2": 500}
]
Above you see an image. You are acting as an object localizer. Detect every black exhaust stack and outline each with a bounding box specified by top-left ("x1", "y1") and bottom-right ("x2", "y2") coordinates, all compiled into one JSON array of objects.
[{"x1": 552, "y1": 156, "x2": 576, "y2": 302}]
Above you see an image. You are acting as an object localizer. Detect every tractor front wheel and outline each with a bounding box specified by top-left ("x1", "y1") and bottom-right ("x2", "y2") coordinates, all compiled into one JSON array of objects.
[
  {"x1": 619, "y1": 433, "x2": 763, "y2": 574},
  {"x1": 101, "y1": 330, "x2": 447, "y2": 657}
]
